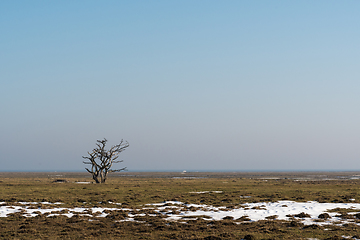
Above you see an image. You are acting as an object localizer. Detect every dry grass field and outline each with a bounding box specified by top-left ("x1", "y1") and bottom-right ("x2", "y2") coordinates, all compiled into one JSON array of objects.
[{"x1": 1, "y1": 171, "x2": 360, "y2": 239}]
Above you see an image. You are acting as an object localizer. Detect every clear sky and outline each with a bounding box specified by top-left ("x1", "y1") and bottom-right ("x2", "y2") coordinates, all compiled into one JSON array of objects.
[{"x1": 1, "y1": 1, "x2": 360, "y2": 172}]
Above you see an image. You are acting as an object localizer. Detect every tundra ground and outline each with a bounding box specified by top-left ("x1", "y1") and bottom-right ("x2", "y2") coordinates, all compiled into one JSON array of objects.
[{"x1": 1, "y1": 171, "x2": 360, "y2": 239}]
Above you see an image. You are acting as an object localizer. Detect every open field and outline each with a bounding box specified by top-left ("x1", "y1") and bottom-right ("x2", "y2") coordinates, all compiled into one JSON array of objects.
[{"x1": 1, "y1": 172, "x2": 360, "y2": 239}]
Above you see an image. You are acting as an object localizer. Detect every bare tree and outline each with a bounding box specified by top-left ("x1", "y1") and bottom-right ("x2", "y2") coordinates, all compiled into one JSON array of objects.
[{"x1": 83, "y1": 138, "x2": 129, "y2": 183}]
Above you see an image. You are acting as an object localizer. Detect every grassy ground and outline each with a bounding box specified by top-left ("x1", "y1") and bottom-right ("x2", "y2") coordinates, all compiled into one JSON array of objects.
[{"x1": 1, "y1": 172, "x2": 360, "y2": 239}]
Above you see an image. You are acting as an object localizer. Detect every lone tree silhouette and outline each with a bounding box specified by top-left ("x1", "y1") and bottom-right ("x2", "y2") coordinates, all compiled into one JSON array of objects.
[{"x1": 83, "y1": 138, "x2": 129, "y2": 183}]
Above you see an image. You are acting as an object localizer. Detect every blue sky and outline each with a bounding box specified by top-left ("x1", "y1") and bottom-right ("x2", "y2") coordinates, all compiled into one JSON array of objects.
[{"x1": 1, "y1": 1, "x2": 360, "y2": 171}]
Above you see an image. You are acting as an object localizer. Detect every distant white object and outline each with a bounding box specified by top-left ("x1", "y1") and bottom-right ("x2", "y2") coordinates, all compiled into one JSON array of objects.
[
  {"x1": 182, "y1": 170, "x2": 187, "y2": 174},
  {"x1": 76, "y1": 182, "x2": 91, "y2": 184}
]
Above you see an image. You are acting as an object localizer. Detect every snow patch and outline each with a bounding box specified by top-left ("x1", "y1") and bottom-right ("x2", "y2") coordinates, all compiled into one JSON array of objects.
[{"x1": 2, "y1": 200, "x2": 360, "y2": 226}]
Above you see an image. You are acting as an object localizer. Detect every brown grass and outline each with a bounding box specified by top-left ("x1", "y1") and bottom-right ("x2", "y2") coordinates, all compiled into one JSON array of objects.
[{"x1": 1, "y1": 172, "x2": 360, "y2": 239}]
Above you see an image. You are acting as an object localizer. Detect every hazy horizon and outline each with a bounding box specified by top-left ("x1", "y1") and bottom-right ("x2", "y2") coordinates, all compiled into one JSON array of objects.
[
  {"x1": 1, "y1": 1, "x2": 360, "y2": 172},
  {"x1": 3, "y1": 169, "x2": 360, "y2": 173}
]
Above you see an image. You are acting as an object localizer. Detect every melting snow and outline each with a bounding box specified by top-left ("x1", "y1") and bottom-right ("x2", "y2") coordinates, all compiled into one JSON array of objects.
[
  {"x1": 189, "y1": 191, "x2": 223, "y2": 194},
  {"x1": 2, "y1": 200, "x2": 360, "y2": 226},
  {"x1": 17, "y1": 202, "x2": 62, "y2": 205}
]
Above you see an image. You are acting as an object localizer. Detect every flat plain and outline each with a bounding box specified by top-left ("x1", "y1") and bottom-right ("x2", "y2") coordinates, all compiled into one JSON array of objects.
[{"x1": 1, "y1": 171, "x2": 360, "y2": 239}]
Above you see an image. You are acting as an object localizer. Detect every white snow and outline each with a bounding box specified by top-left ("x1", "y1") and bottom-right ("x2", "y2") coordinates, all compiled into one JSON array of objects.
[
  {"x1": 189, "y1": 191, "x2": 223, "y2": 194},
  {"x1": 17, "y1": 202, "x2": 62, "y2": 205},
  {"x1": 189, "y1": 191, "x2": 210, "y2": 194},
  {"x1": 147, "y1": 201, "x2": 360, "y2": 225},
  {"x1": 0, "y1": 203, "x2": 125, "y2": 218},
  {"x1": 2, "y1": 200, "x2": 360, "y2": 226}
]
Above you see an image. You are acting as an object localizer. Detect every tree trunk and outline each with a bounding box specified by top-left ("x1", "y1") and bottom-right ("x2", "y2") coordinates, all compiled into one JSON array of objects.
[{"x1": 93, "y1": 174, "x2": 100, "y2": 183}]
